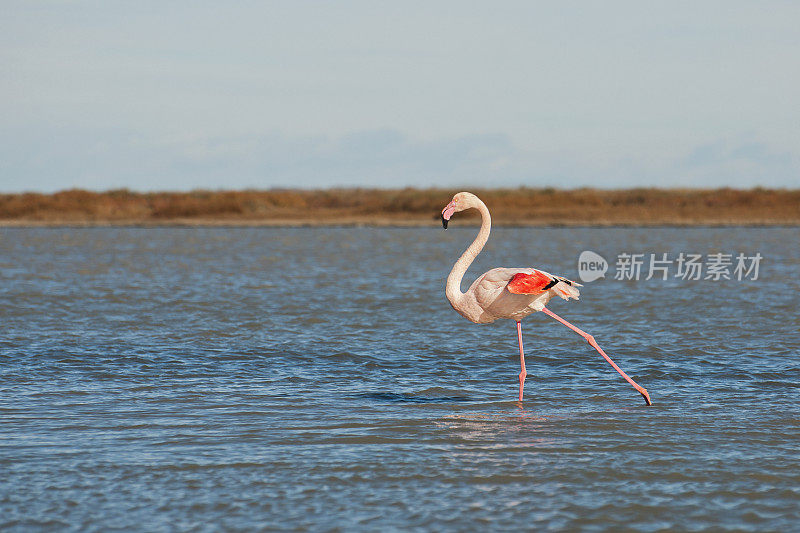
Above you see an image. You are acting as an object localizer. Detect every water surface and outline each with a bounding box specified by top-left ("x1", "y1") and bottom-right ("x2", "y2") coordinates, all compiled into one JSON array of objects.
[{"x1": 1, "y1": 226, "x2": 798, "y2": 531}]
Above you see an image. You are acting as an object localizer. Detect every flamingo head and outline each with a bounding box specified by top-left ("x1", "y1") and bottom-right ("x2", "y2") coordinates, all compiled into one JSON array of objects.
[{"x1": 441, "y1": 192, "x2": 479, "y2": 229}]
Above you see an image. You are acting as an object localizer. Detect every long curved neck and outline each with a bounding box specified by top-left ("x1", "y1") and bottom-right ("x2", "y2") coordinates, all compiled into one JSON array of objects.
[{"x1": 446, "y1": 200, "x2": 491, "y2": 306}]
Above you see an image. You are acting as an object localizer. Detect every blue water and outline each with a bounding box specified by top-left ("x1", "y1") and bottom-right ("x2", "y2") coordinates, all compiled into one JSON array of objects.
[{"x1": 1, "y1": 226, "x2": 798, "y2": 531}]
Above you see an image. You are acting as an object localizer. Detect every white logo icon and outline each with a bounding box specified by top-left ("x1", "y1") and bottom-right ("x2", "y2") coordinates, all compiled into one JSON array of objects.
[{"x1": 578, "y1": 250, "x2": 608, "y2": 282}]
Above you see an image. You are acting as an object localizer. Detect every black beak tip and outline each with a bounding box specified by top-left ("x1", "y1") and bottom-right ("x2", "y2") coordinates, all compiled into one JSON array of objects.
[{"x1": 441, "y1": 215, "x2": 448, "y2": 229}]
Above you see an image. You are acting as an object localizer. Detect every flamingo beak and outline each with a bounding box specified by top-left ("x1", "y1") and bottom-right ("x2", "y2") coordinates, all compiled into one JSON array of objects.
[{"x1": 441, "y1": 202, "x2": 456, "y2": 229}]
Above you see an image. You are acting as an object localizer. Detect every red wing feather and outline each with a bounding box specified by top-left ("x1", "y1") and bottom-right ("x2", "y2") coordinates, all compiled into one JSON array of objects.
[{"x1": 507, "y1": 270, "x2": 553, "y2": 294}]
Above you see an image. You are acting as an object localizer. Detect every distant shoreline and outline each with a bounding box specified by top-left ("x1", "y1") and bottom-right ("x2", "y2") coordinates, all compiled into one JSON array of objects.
[
  {"x1": 2, "y1": 219, "x2": 798, "y2": 228},
  {"x1": 2, "y1": 187, "x2": 799, "y2": 227}
]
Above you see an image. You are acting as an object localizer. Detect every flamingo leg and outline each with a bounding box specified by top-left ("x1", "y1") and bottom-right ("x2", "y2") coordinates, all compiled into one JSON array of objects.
[
  {"x1": 516, "y1": 320, "x2": 527, "y2": 402},
  {"x1": 541, "y1": 307, "x2": 652, "y2": 406}
]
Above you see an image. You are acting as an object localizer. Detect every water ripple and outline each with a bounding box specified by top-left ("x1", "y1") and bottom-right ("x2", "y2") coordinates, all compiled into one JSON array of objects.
[{"x1": 1, "y1": 226, "x2": 798, "y2": 530}]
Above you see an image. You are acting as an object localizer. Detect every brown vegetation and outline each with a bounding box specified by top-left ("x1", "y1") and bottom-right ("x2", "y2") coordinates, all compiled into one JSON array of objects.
[{"x1": 1, "y1": 187, "x2": 798, "y2": 226}]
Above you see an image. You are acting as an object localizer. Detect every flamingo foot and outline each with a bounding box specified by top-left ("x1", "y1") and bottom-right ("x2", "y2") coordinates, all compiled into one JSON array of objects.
[{"x1": 639, "y1": 388, "x2": 652, "y2": 406}]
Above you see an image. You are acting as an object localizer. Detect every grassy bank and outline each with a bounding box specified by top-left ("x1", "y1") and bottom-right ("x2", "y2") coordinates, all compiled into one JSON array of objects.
[{"x1": 1, "y1": 187, "x2": 799, "y2": 226}]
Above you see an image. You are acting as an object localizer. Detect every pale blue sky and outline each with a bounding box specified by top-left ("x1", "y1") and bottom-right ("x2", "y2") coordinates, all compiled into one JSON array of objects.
[{"x1": 2, "y1": 1, "x2": 798, "y2": 192}]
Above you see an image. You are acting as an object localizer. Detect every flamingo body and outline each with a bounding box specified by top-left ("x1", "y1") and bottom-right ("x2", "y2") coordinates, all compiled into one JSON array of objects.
[{"x1": 453, "y1": 267, "x2": 579, "y2": 324}]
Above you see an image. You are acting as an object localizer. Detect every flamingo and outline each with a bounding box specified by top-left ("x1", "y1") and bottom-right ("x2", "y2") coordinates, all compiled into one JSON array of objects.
[{"x1": 440, "y1": 192, "x2": 652, "y2": 405}]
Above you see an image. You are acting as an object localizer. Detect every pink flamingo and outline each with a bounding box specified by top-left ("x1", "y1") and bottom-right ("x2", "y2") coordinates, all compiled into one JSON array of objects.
[{"x1": 441, "y1": 192, "x2": 652, "y2": 405}]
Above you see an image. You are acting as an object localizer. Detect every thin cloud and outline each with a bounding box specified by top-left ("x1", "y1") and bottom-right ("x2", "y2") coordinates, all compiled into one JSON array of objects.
[{"x1": 3, "y1": 128, "x2": 796, "y2": 192}]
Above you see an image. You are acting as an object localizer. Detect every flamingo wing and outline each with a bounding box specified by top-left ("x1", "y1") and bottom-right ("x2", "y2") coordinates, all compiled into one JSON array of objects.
[
  {"x1": 506, "y1": 270, "x2": 554, "y2": 294},
  {"x1": 507, "y1": 270, "x2": 581, "y2": 300}
]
